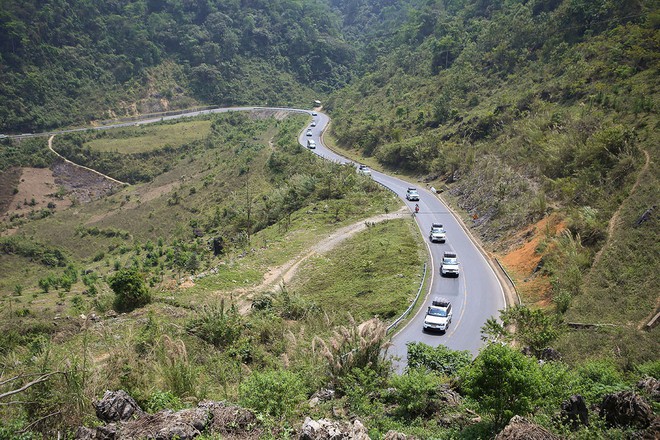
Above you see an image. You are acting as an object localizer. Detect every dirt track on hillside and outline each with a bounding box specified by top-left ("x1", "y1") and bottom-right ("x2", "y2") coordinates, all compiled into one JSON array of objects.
[{"x1": 233, "y1": 206, "x2": 410, "y2": 312}]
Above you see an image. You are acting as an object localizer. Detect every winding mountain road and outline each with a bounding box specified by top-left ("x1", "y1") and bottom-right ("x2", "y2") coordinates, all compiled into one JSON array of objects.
[
  {"x1": 9, "y1": 106, "x2": 508, "y2": 370},
  {"x1": 300, "y1": 111, "x2": 508, "y2": 370}
]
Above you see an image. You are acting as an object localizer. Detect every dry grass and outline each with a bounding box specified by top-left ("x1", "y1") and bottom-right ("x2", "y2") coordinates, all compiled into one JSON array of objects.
[{"x1": 85, "y1": 120, "x2": 212, "y2": 153}]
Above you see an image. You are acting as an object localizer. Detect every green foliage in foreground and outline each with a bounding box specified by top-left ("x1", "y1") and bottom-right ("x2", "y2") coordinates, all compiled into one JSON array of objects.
[
  {"x1": 462, "y1": 343, "x2": 546, "y2": 428},
  {"x1": 239, "y1": 369, "x2": 308, "y2": 421},
  {"x1": 407, "y1": 342, "x2": 471, "y2": 377}
]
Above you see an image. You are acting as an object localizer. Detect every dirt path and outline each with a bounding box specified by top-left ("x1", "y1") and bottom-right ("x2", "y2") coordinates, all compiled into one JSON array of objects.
[
  {"x1": 48, "y1": 135, "x2": 130, "y2": 186},
  {"x1": 591, "y1": 149, "x2": 651, "y2": 268},
  {"x1": 234, "y1": 207, "x2": 410, "y2": 312}
]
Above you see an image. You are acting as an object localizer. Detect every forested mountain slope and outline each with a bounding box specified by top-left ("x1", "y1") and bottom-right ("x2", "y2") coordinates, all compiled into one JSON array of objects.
[{"x1": 0, "y1": 0, "x2": 353, "y2": 132}]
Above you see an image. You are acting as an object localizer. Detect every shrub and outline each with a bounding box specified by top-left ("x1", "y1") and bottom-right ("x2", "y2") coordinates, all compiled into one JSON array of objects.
[
  {"x1": 406, "y1": 342, "x2": 471, "y2": 377},
  {"x1": 108, "y1": 268, "x2": 151, "y2": 312},
  {"x1": 239, "y1": 369, "x2": 307, "y2": 421},
  {"x1": 461, "y1": 343, "x2": 546, "y2": 427},
  {"x1": 144, "y1": 390, "x2": 184, "y2": 413},
  {"x1": 389, "y1": 368, "x2": 444, "y2": 420},
  {"x1": 185, "y1": 301, "x2": 243, "y2": 349}
]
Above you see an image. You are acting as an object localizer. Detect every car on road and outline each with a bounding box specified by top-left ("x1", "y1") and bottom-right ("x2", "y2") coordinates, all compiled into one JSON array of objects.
[
  {"x1": 440, "y1": 252, "x2": 459, "y2": 277},
  {"x1": 429, "y1": 223, "x2": 446, "y2": 243},
  {"x1": 311, "y1": 111, "x2": 318, "y2": 116},
  {"x1": 357, "y1": 164, "x2": 371, "y2": 176},
  {"x1": 307, "y1": 139, "x2": 316, "y2": 149},
  {"x1": 311, "y1": 120, "x2": 317, "y2": 127},
  {"x1": 423, "y1": 297, "x2": 453, "y2": 332},
  {"x1": 405, "y1": 187, "x2": 420, "y2": 201},
  {"x1": 306, "y1": 129, "x2": 313, "y2": 136}
]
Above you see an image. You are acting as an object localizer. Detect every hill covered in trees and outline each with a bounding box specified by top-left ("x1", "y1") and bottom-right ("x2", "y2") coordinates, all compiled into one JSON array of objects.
[{"x1": 0, "y1": 0, "x2": 354, "y2": 132}]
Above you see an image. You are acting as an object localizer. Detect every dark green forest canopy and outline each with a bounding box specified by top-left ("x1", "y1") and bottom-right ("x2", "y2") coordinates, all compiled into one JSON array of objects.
[{"x1": 0, "y1": 0, "x2": 355, "y2": 133}]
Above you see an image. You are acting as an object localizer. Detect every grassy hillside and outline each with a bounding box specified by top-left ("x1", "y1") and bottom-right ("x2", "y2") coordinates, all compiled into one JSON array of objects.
[
  {"x1": 1, "y1": 0, "x2": 659, "y2": 438},
  {"x1": 0, "y1": 112, "x2": 433, "y2": 435}
]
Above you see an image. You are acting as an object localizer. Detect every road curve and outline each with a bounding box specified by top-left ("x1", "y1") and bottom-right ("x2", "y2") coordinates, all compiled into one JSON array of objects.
[
  {"x1": 300, "y1": 111, "x2": 507, "y2": 371},
  {"x1": 9, "y1": 106, "x2": 507, "y2": 371}
]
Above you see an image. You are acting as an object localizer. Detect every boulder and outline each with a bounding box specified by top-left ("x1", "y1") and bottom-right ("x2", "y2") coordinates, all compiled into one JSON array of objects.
[
  {"x1": 560, "y1": 395, "x2": 589, "y2": 429},
  {"x1": 495, "y1": 415, "x2": 559, "y2": 440},
  {"x1": 539, "y1": 347, "x2": 562, "y2": 362},
  {"x1": 437, "y1": 384, "x2": 462, "y2": 407},
  {"x1": 600, "y1": 391, "x2": 654, "y2": 429},
  {"x1": 383, "y1": 431, "x2": 417, "y2": 440},
  {"x1": 637, "y1": 377, "x2": 660, "y2": 402},
  {"x1": 93, "y1": 390, "x2": 144, "y2": 423},
  {"x1": 201, "y1": 401, "x2": 263, "y2": 439},
  {"x1": 78, "y1": 397, "x2": 266, "y2": 440},
  {"x1": 309, "y1": 389, "x2": 335, "y2": 408},
  {"x1": 299, "y1": 418, "x2": 369, "y2": 440}
]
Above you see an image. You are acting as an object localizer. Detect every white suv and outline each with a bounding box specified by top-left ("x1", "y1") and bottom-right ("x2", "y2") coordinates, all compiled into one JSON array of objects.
[
  {"x1": 405, "y1": 187, "x2": 420, "y2": 201},
  {"x1": 440, "y1": 252, "x2": 459, "y2": 277},
  {"x1": 423, "y1": 298, "x2": 453, "y2": 332},
  {"x1": 429, "y1": 223, "x2": 446, "y2": 243}
]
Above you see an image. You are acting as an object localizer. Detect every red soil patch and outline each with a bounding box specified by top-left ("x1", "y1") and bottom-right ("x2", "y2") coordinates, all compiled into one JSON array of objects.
[
  {"x1": 499, "y1": 214, "x2": 566, "y2": 305},
  {"x1": 0, "y1": 167, "x2": 72, "y2": 234}
]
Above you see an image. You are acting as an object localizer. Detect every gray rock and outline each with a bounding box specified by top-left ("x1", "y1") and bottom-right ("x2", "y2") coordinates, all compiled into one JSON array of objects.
[
  {"x1": 495, "y1": 415, "x2": 559, "y2": 440},
  {"x1": 93, "y1": 390, "x2": 144, "y2": 423},
  {"x1": 600, "y1": 391, "x2": 654, "y2": 429},
  {"x1": 560, "y1": 394, "x2": 589, "y2": 429},
  {"x1": 383, "y1": 430, "x2": 417, "y2": 439},
  {"x1": 300, "y1": 418, "x2": 370, "y2": 440},
  {"x1": 637, "y1": 377, "x2": 660, "y2": 402}
]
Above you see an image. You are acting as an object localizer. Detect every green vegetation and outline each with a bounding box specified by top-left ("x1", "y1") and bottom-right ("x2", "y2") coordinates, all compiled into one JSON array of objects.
[
  {"x1": 0, "y1": 0, "x2": 352, "y2": 133},
  {"x1": 0, "y1": 0, "x2": 658, "y2": 438},
  {"x1": 108, "y1": 267, "x2": 151, "y2": 312},
  {"x1": 326, "y1": 0, "x2": 658, "y2": 368}
]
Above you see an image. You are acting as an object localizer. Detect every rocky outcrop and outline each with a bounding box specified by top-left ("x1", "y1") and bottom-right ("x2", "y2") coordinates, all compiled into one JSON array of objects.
[
  {"x1": 383, "y1": 431, "x2": 417, "y2": 440},
  {"x1": 560, "y1": 394, "x2": 589, "y2": 429},
  {"x1": 93, "y1": 390, "x2": 144, "y2": 423},
  {"x1": 77, "y1": 394, "x2": 263, "y2": 440},
  {"x1": 637, "y1": 377, "x2": 660, "y2": 402},
  {"x1": 308, "y1": 389, "x2": 335, "y2": 408},
  {"x1": 201, "y1": 401, "x2": 263, "y2": 439},
  {"x1": 299, "y1": 418, "x2": 369, "y2": 440},
  {"x1": 599, "y1": 391, "x2": 654, "y2": 429},
  {"x1": 495, "y1": 415, "x2": 559, "y2": 440}
]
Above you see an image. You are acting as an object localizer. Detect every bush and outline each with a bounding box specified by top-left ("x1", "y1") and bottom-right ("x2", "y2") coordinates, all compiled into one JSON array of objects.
[
  {"x1": 461, "y1": 343, "x2": 546, "y2": 427},
  {"x1": 108, "y1": 268, "x2": 151, "y2": 312},
  {"x1": 239, "y1": 369, "x2": 307, "y2": 420},
  {"x1": 185, "y1": 301, "x2": 243, "y2": 349},
  {"x1": 406, "y1": 342, "x2": 471, "y2": 377},
  {"x1": 144, "y1": 390, "x2": 184, "y2": 413},
  {"x1": 389, "y1": 368, "x2": 444, "y2": 420}
]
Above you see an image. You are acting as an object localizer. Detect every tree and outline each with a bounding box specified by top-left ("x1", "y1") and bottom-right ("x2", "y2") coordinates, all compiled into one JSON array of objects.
[
  {"x1": 481, "y1": 305, "x2": 559, "y2": 356},
  {"x1": 461, "y1": 343, "x2": 546, "y2": 427},
  {"x1": 108, "y1": 268, "x2": 151, "y2": 312}
]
